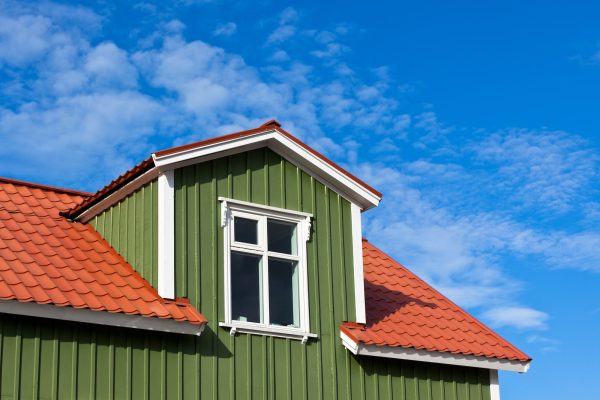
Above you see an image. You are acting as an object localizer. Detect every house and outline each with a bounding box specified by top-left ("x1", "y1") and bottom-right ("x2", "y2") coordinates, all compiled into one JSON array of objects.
[{"x1": 0, "y1": 120, "x2": 530, "y2": 399}]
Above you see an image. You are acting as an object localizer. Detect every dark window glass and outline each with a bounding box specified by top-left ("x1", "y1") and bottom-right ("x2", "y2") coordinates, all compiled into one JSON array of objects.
[
  {"x1": 231, "y1": 252, "x2": 262, "y2": 323},
  {"x1": 267, "y1": 219, "x2": 296, "y2": 255},
  {"x1": 234, "y1": 217, "x2": 258, "y2": 244},
  {"x1": 268, "y1": 258, "x2": 299, "y2": 327}
]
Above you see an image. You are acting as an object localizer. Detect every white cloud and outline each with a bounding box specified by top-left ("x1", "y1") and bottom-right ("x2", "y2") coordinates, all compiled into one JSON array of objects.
[
  {"x1": 0, "y1": 14, "x2": 52, "y2": 66},
  {"x1": 266, "y1": 25, "x2": 296, "y2": 44},
  {"x1": 482, "y1": 306, "x2": 549, "y2": 330},
  {"x1": 212, "y1": 22, "x2": 237, "y2": 37},
  {"x1": 526, "y1": 334, "x2": 560, "y2": 353},
  {"x1": 475, "y1": 129, "x2": 598, "y2": 213},
  {"x1": 0, "y1": 2, "x2": 410, "y2": 190},
  {"x1": 85, "y1": 42, "x2": 138, "y2": 89}
]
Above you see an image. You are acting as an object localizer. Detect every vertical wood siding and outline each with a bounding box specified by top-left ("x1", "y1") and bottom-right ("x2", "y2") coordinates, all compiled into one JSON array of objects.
[
  {"x1": 90, "y1": 181, "x2": 158, "y2": 287},
  {"x1": 0, "y1": 315, "x2": 491, "y2": 400}
]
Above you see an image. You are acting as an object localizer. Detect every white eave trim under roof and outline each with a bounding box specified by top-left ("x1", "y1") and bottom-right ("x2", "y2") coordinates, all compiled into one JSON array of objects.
[
  {"x1": 340, "y1": 331, "x2": 531, "y2": 373},
  {"x1": 0, "y1": 299, "x2": 205, "y2": 336},
  {"x1": 152, "y1": 129, "x2": 381, "y2": 210}
]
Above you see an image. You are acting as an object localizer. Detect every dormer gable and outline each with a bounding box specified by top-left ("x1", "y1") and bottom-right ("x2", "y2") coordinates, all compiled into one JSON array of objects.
[{"x1": 72, "y1": 121, "x2": 377, "y2": 328}]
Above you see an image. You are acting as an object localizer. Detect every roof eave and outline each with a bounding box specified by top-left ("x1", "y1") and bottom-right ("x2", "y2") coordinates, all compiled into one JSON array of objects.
[
  {"x1": 0, "y1": 299, "x2": 207, "y2": 336},
  {"x1": 340, "y1": 330, "x2": 531, "y2": 373}
]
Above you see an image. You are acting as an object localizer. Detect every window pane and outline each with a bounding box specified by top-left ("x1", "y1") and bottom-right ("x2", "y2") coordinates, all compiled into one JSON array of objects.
[
  {"x1": 231, "y1": 252, "x2": 262, "y2": 323},
  {"x1": 234, "y1": 217, "x2": 258, "y2": 245},
  {"x1": 267, "y1": 219, "x2": 297, "y2": 255},
  {"x1": 268, "y1": 258, "x2": 299, "y2": 327}
]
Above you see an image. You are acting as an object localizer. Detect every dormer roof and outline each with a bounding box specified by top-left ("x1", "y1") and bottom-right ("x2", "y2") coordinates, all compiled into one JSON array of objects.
[{"x1": 65, "y1": 120, "x2": 382, "y2": 221}]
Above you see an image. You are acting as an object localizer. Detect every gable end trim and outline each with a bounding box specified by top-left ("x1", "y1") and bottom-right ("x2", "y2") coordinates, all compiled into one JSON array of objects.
[{"x1": 152, "y1": 128, "x2": 381, "y2": 210}]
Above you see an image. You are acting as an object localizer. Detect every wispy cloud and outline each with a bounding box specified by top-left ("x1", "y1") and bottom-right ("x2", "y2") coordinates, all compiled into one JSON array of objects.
[
  {"x1": 482, "y1": 306, "x2": 549, "y2": 330},
  {"x1": 212, "y1": 22, "x2": 237, "y2": 37},
  {"x1": 0, "y1": 1, "x2": 410, "y2": 190},
  {"x1": 526, "y1": 334, "x2": 560, "y2": 353},
  {"x1": 474, "y1": 129, "x2": 598, "y2": 213},
  {"x1": 265, "y1": 7, "x2": 298, "y2": 45}
]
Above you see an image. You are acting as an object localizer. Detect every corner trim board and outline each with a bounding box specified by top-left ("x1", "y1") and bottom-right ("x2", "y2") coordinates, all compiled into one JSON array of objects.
[
  {"x1": 340, "y1": 331, "x2": 531, "y2": 373},
  {"x1": 0, "y1": 300, "x2": 205, "y2": 336},
  {"x1": 157, "y1": 170, "x2": 175, "y2": 299},
  {"x1": 490, "y1": 369, "x2": 501, "y2": 400},
  {"x1": 351, "y1": 203, "x2": 366, "y2": 323}
]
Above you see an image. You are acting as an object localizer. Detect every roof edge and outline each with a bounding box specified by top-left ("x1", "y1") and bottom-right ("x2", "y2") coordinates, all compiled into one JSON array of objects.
[
  {"x1": 0, "y1": 299, "x2": 207, "y2": 336},
  {"x1": 63, "y1": 157, "x2": 154, "y2": 219},
  {"x1": 153, "y1": 122, "x2": 382, "y2": 208},
  {"x1": 0, "y1": 176, "x2": 92, "y2": 197},
  {"x1": 340, "y1": 330, "x2": 531, "y2": 373},
  {"x1": 360, "y1": 240, "x2": 532, "y2": 362}
]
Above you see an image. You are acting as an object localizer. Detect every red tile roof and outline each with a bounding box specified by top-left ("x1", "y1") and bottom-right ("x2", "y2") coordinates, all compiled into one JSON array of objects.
[
  {"x1": 341, "y1": 240, "x2": 531, "y2": 362},
  {"x1": 0, "y1": 177, "x2": 206, "y2": 327}
]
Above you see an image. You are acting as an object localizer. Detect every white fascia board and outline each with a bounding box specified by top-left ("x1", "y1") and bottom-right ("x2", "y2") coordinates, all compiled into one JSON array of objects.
[
  {"x1": 0, "y1": 300, "x2": 204, "y2": 336},
  {"x1": 76, "y1": 168, "x2": 160, "y2": 223},
  {"x1": 340, "y1": 332, "x2": 531, "y2": 373},
  {"x1": 267, "y1": 132, "x2": 380, "y2": 209},
  {"x1": 351, "y1": 203, "x2": 366, "y2": 323},
  {"x1": 152, "y1": 129, "x2": 381, "y2": 210},
  {"x1": 157, "y1": 170, "x2": 175, "y2": 299},
  {"x1": 490, "y1": 369, "x2": 501, "y2": 400}
]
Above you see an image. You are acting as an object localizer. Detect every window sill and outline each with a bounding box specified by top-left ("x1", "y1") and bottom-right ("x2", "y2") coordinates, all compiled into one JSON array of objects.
[{"x1": 219, "y1": 322, "x2": 317, "y2": 343}]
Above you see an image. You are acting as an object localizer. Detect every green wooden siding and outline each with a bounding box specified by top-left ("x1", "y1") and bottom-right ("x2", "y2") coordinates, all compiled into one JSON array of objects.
[
  {"x1": 90, "y1": 181, "x2": 158, "y2": 287},
  {"x1": 0, "y1": 314, "x2": 490, "y2": 400}
]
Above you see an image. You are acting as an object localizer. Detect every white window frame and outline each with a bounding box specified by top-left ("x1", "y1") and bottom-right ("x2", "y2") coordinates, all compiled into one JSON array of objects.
[{"x1": 218, "y1": 197, "x2": 316, "y2": 343}]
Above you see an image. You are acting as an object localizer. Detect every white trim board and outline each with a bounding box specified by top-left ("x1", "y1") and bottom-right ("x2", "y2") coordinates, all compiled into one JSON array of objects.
[
  {"x1": 351, "y1": 203, "x2": 366, "y2": 323},
  {"x1": 153, "y1": 129, "x2": 381, "y2": 210},
  {"x1": 157, "y1": 170, "x2": 175, "y2": 299},
  {"x1": 340, "y1": 331, "x2": 531, "y2": 373},
  {"x1": 490, "y1": 369, "x2": 501, "y2": 400},
  {"x1": 77, "y1": 168, "x2": 160, "y2": 223},
  {"x1": 0, "y1": 300, "x2": 205, "y2": 336}
]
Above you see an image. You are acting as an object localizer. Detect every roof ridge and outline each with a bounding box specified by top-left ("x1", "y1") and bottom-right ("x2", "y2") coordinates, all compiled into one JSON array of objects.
[
  {"x1": 363, "y1": 240, "x2": 531, "y2": 361},
  {"x1": 0, "y1": 176, "x2": 92, "y2": 197},
  {"x1": 62, "y1": 157, "x2": 154, "y2": 219}
]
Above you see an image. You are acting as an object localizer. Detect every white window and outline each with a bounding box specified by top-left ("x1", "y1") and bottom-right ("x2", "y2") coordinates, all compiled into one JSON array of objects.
[{"x1": 219, "y1": 197, "x2": 315, "y2": 342}]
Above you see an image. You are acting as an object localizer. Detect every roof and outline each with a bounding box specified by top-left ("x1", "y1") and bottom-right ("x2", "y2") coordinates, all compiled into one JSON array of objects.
[
  {"x1": 0, "y1": 177, "x2": 206, "y2": 334},
  {"x1": 65, "y1": 120, "x2": 381, "y2": 219},
  {"x1": 341, "y1": 240, "x2": 531, "y2": 365},
  {"x1": 63, "y1": 157, "x2": 153, "y2": 219},
  {"x1": 154, "y1": 119, "x2": 381, "y2": 198}
]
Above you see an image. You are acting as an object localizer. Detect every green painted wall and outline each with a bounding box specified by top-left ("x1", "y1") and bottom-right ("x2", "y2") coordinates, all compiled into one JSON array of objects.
[
  {"x1": 0, "y1": 314, "x2": 491, "y2": 400},
  {"x1": 90, "y1": 181, "x2": 158, "y2": 287}
]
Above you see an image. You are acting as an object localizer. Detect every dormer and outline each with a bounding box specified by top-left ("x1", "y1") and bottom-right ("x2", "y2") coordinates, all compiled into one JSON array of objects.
[{"x1": 66, "y1": 120, "x2": 381, "y2": 340}]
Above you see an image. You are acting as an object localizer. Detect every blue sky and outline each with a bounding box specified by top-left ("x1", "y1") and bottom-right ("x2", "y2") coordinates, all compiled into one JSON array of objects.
[{"x1": 1, "y1": 1, "x2": 599, "y2": 398}]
